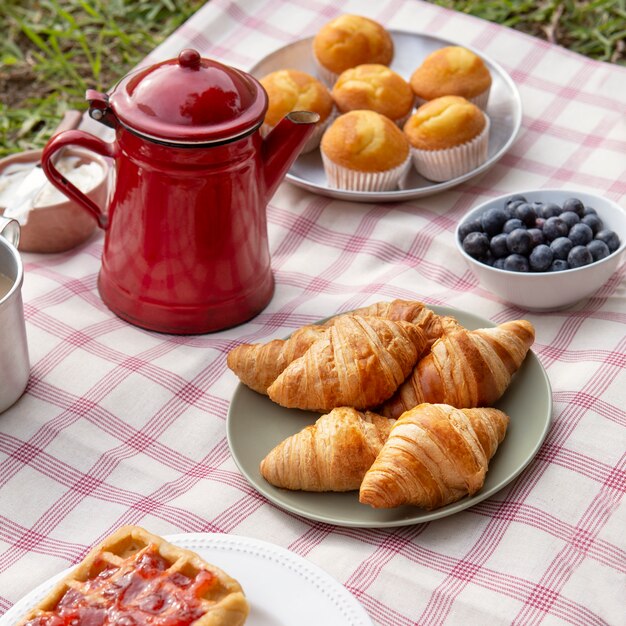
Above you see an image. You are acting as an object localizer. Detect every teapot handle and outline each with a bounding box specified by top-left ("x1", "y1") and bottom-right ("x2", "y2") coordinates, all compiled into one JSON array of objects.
[{"x1": 41, "y1": 130, "x2": 117, "y2": 230}]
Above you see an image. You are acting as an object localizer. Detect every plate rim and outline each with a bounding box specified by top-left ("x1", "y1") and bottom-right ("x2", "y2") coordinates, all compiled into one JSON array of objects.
[
  {"x1": 249, "y1": 30, "x2": 523, "y2": 202},
  {"x1": 226, "y1": 304, "x2": 553, "y2": 528},
  {"x1": 165, "y1": 532, "x2": 373, "y2": 625}
]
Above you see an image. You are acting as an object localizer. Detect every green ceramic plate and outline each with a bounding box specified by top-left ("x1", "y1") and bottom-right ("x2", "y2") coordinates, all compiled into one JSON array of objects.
[{"x1": 226, "y1": 306, "x2": 552, "y2": 527}]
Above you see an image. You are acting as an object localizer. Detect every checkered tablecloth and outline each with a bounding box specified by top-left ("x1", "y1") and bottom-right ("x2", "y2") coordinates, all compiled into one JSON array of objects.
[{"x1": 1, "y1": 1, "x2": 625, "y2": 624}]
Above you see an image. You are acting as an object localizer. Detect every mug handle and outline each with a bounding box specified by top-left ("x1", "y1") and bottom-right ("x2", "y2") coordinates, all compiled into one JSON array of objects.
[
  {"x1": 41, "y1": 130, "x2": 118, "y2": 230},
  {"x1": 0, "y1": 216, "x2": 20, "y2": 248}
]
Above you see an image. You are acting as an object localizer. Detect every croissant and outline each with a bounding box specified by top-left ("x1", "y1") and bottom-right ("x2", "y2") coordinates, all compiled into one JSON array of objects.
[
  {"x1": 267, "y1": 315, "x2": 428, "y2": 411},
  {"x1": 359, "y1": 403, "x2": 509, "y2": 509},
  {"x1": 379, "y1": 319, "x2": 535, "y2": 418},
  {"x1": 260, "y1": 407, "x2": 395, "y2": 491},
  {"x1": 227, "y1": 300, "x2": 458, "y2": 395},
  {"x1": 326, "y1": 299, "x2": 461, "y2": 352},
  {"x1": 227, "y1": 324, "x2": 328, "y2": 394}
]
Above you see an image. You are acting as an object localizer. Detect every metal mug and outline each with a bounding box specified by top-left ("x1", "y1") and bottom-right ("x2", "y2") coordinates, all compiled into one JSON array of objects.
[{"x1": 0, "y1": 216, "x2": 30, "y2": 413}]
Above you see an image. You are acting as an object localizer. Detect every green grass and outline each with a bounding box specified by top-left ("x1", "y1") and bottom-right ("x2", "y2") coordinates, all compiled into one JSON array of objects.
[
  {"x1": 1, "y1": 0, "x2": 625, "y2": 158},
  {"x1": 429, "y1": 0, "x2": 626, "y2": 64},
  {"x1": 0, "y1": 0, "x2": 204, "y2": 157}
]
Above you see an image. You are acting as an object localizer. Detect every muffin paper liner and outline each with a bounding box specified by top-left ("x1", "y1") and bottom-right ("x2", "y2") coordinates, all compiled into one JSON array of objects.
[
  {"x1": 322, "y1": 152, "x2": 412, "y2": 191},
  {"x1": 410, "y1": 114, "x2": 490, "y2": 182}
]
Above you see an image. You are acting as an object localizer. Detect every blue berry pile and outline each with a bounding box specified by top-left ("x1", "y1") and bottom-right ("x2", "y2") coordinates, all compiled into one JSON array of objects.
[{"x1": 459, "y1": 195, "x2": 621, "y2": 272}]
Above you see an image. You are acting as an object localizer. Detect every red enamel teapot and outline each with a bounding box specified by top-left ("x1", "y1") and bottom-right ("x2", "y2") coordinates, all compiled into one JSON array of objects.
[{"x1": 41, "y1": 49, "x2": 318, "y2": 334}]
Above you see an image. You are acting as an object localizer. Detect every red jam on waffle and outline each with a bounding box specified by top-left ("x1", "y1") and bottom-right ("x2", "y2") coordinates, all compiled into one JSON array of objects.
[{"x1": 23, "y1": 544, "x2": 216, "y2": 626}]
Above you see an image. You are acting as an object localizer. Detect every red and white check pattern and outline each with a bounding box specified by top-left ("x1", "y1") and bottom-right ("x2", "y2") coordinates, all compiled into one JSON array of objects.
[{"x1": 1, "y1": 1, "x2": 625, "y2": 624}]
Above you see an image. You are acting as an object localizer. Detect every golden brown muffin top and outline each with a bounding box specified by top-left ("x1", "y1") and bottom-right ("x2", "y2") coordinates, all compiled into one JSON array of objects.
[
  {"x1": 410, "y1": 46, "x2": 492, "y2": 100},
  {"x1": 321, "y1": 109, "x2": 410, "y2": 172},
  {"x1": 403, "y1": 96, "x2": 487, "y2": 151},
  {"x1": 313, "y1": 14, "x2": 394, "y2": 75},
  {"x1": 332, "y1": 64, "x2": 414, "y2": 121},
  {"x1": 260, "y1": 69, "x2": 334, "y2": 127}
]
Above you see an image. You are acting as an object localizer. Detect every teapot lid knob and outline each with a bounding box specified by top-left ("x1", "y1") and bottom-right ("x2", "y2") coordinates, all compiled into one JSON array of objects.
[{"x1": 178, "y1": 49, "x2": 201, "y2": 70}]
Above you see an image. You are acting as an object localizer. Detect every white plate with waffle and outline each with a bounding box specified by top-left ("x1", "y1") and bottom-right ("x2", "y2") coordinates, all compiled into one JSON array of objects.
[{"x1": 2, "y1": 531, "x2": 373, "y2": 626}]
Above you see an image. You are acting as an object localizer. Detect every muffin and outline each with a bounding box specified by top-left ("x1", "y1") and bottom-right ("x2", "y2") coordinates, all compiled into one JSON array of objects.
[
  {"x1": 409, "y1": 46, "x2": 492, "y2": 110},
  {"x1": 313, "y1": 14, "x2": 394, "y2": 86},
  {"x1": 332, "y1": 64, "x2": 415, "y2": 127},
  {"x1": 260, "y1": 69, "x2": 334, "y2": 152},
  {"x1": 403, "y1": 95, "x2": 489, "y2": 182},
  {"x1": 321, "y1": 109, "x2": 411, "y2": 191}
]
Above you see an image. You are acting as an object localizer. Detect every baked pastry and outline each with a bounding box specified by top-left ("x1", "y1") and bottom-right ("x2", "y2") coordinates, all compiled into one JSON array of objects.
[
  {"x1": 331, "y1": 64, "x2": 414, "y2": 126},
  {"x1": 260, "y1": 406, "x2": 395, "y2": 491},
  {"x1": 359, "y1": 403, "x2": 509, "y2": 509},
  {"x1": 227, "y1": 324, "x2": 328, "y2": 395},
  {"x1": 259, "y1": 69, "x2": 334, "y2": 152},
  {"x1": 313, "y1": 14, "x2": 394, "y2": 85},
  {"x1": 321, "y1": 109, "x2": 411, "y2": 191},
  {"x1": 18, "y1": 525, "x2": 249, "y2": 626},
  {"x1": 227, "y1": 300, "x2": 457, "y2": 395},
  {"x1": 267, "y1": 315, "x2": 428, "y2": 411},
  {"x1": 409, "y1": 45, "x2": 492, "y2": 109},
  {"x1": 335, "y1": 299, "x2": 461, "y2": 355},
  {"x1": 379, "y1": 319, "x2": 535, "y2": 419},
  {"x1": 403, "y1": 95, "x2": 490, "y2": 182}
]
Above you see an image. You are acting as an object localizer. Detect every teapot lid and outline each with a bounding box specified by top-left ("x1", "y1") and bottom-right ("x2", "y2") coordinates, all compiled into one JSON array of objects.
[{"x1": 108, "y1": 49, "x2": 267, "y2": 144}]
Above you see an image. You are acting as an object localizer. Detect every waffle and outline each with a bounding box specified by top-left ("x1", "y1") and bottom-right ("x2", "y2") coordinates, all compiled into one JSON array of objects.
[{"x1": 18, "y1": 525, "x2": 249, "y2": 626}]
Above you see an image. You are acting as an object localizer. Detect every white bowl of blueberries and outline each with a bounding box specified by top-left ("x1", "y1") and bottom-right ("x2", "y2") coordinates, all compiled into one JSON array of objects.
[{"x1": 455, "y1": 189, "x2": 626, "y2": 310}]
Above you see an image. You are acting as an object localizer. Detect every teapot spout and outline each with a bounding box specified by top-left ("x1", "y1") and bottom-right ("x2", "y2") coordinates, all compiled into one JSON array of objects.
[{"x1": 262, "y1": 111, "x2": 320, "y2": 200}]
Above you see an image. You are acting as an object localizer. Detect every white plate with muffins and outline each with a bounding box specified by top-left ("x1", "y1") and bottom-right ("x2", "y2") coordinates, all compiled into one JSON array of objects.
[{"x1": 250, "y1": 30, "x2": 522, "y2": 202}]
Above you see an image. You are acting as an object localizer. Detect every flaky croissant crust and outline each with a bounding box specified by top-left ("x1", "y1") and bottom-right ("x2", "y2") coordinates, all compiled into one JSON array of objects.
[
  {"x1": 226, "y1": 300, "x2": 459, "y2": 395},
  {"x1": 380, "y1": 319, "x2": 535, "y2": 418},
  {"x1": 267, "y1": 315, "x2": 428, "y2": 411},
  {"x1": 260, "y1": 407, "x2": 395, "y2": 491},
  {"x1": 359, "y1": 403, "x2": 509, "y2": 510}
]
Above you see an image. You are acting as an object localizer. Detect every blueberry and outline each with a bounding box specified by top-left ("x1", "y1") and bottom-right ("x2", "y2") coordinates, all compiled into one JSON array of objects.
[
  {"x1": 583, "y1": 205, "x2": 597, "y2": 216},
  {"x1": 550, "y1": 237, "x2": 573, "y2": 260},
  {"x1": 527, "y1": 228, "x2": 545, "y2": 247},
  {"x1": 515, "y1": 202, "x2": 537, "y2": 227},
  {"x1": 503, "y1": 203, "x2": 520, "y2": 220},
  {"x1": 529, "y1": 244, "x2": 554, "y2": 271},
  {"x1": 480, "y1": 207, "x2": 508, "y2": 237},
  {"x1": 506, "y1": 228, "x2": 533, "y2": 255},
  {"x1": 581, "y1": 213, "x2": 603, "y2": 235},
  {"x1": 549, "y1": 259, "x2": 569, "y2": 272},
  {"x1": 541, "y1": 202, "x2": 562, "y2": 219},
  {"x1": 559, "y1": 211, "x2": 580, "y2": 229},
  {"x1": 462, "y1": 231, "x2": 490, "y2": 259},
  {"x1": 503, "y1": 254, "x2": 530, "y2": 272},
  {"x1": 568, "y1": 245, "x2": 593, "y2": 268},
  {"x1": 506, "y1": 194, "x2": 527, "y2": 206},
  {"x1": 493, "y1": 257, "x2": 506, "y2": 270},
  {"x1": 490, "y1": 233, "x2": 509, "y2": 258},
  {"x1": 562, "y1": 197, "x2": 585, "y2": 217},
  {"x1": 503, "y1": 218, "x2": 524, "y2": 234},
  {"x1": 587, "y1": 239, "x2": 611, "y2": 261},
  {"x1": 595, "y1": 229, "x2": 620, "y2": 253},
  {"x1": 535, "y1": 217, "x2": 546, "y2": 229},
  {"x1": 458, "y1": 218, "x2": 483, "y2": 241},
  {"x1": 543, "y1": 216, "x2": 569, "y2": 241},
  {"x1": 568, "y1": 222, "x2": 593, "y2": 246}
]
